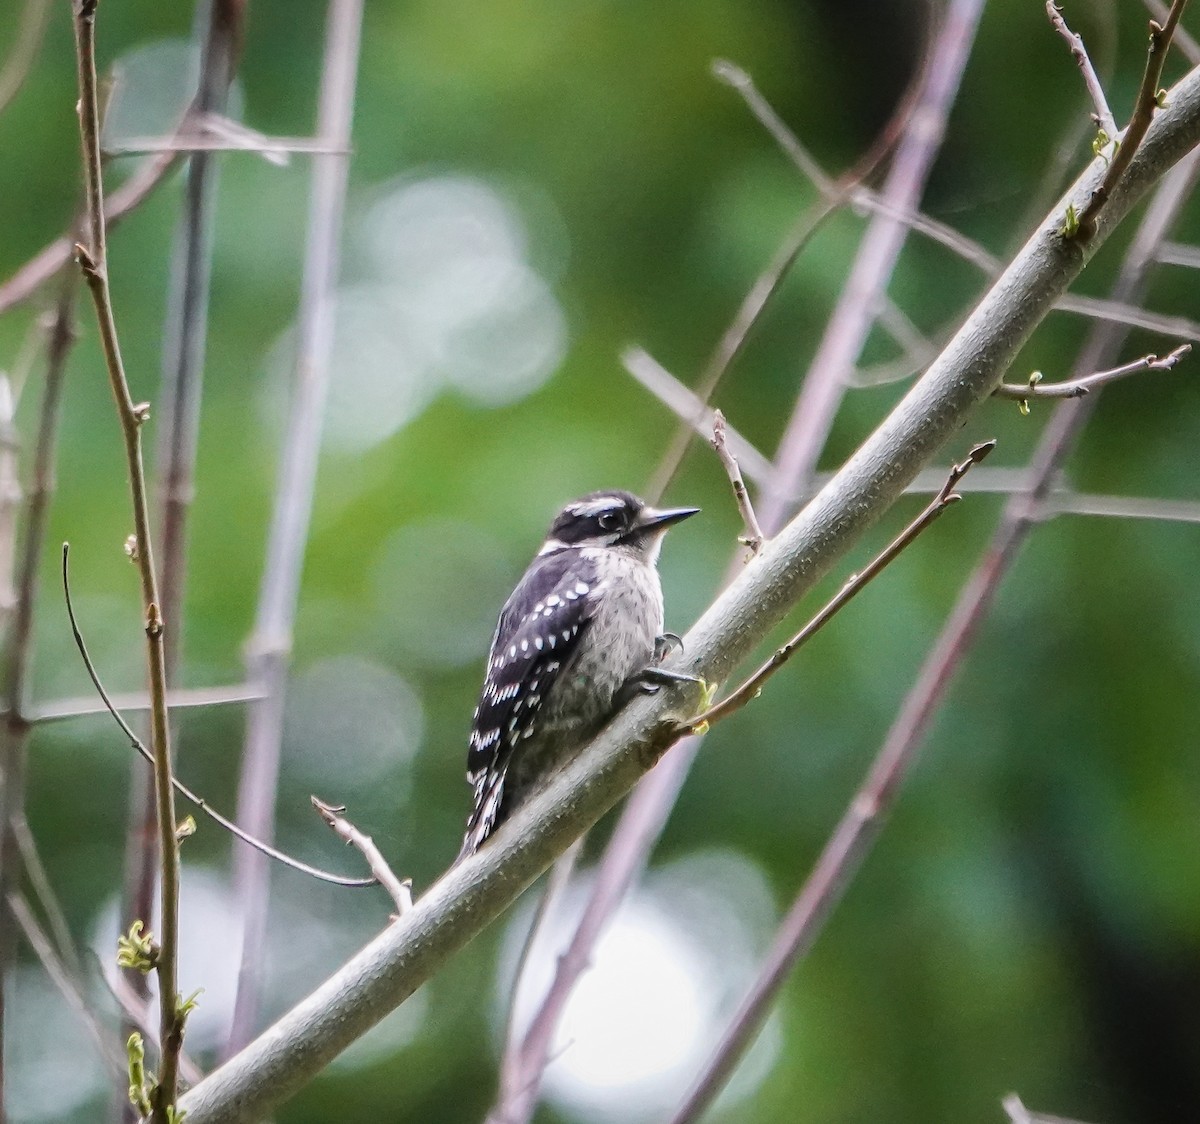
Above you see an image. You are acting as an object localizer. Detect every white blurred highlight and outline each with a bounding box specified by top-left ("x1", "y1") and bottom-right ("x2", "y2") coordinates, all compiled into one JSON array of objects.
[
  {"x1": 264, "y1": 173, "x2": 568, "y2": 455},
  {"x1": 498, "y1": 849, "x2": 781, "y2": 1122}
]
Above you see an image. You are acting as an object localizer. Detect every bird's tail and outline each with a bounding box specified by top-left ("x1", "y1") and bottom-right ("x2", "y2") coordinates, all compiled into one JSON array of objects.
[{"x1": 456, "y1": 766, "x2": 507, "y2": 862}]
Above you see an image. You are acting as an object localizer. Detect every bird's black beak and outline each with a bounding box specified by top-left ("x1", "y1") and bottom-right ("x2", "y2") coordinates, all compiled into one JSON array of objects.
[{"x1": 636, "y1": 504, "x2": 700, "y2": 531}]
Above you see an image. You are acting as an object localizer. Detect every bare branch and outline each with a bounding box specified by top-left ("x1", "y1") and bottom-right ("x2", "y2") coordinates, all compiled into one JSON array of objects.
[
  {"x1": 5, "y1": 892, "x2": 125, "y2": 1080},
  {"x1": 710, "y1": 411, "x2": 765, "y2": 556},
  {"x1": 872, "y1": 295, "x2": 939, "y2": 371},
  {"x1": 715, "y1": 58, "x2": 1200, "y2": 343},
  {"x1": 667, "y1": 129, "x2": 1200, "y2": 1124},
  {"x1": 11, "y1": 817, "x2": 79, "y2": 980},
  {"x1": 623, "y1": 348, "x2": 774, "y2": 483},
  {"x1": 1047, "y1": 2, "x2": 1119, "y2": 138},
  {"x1": 27, "y1": 681, "x2": 265, "y2": 724},
  {"x1": 715, "y1": 59, "x2": 1005, "y2": 278},
  {"x1": 683, "y1": 441, "x2": 995, "y2": 735},
  {"x1": 643, "y1": 203, "x2": 839, "y2": 501},
  {"x1": 643, "y1": 37, "x2": 935, "y2": 503},
  {"x1": 850, "y1": 466, "x2": 1200, "y2": 525},
  {"x1": 228, "y1": 0, "x2": 365, "y2": 1056},
  {"x1": 493, "y1": 840, "x2": 582, "y2": 1107},
  {"x1": 1071, "y1": 0, "x2": 1192, "y2": 240},
  {"x1": 993, "y1": 343, "x2": 1190, "y2": 406},
  {"x1": 122, "y1": 0, "x2": 247, "y2": 1053},
  {"x1": 1055, "y1": 292, "x2": 1200, "y2": 338},
  {"x1": 0, "y1": 116, "x2": 191, "y2": 317},
  {"x1": 1048, "y1": 490, "x2": 1200, "y2": 522},
  {"x1": 71, "y1": 0, "x2": 185, "y2": 1107},
  {"x1": 1157, "y1": 237, "x2": 1200, "y2": 265},
  {"x1": 178, "y1": 48, "x2": 1200, "y2": 1124},
  {"x1": 0, "y1": 281, "x2": 76, "y2": 1072},
  {"x1": 486, "y1": 779, "x2": 675, "y2": 1124},
  {"x1": 1143, "y1": 0, "x2": 1200, "y2": 63},
  {"x1": 311, "y1": 799, "x2": 412, "y2": 916},
  {"x1": 61, "y1": 545, "x2": 374, "y2": 889},
  {"x1": 0, "y1": 0, "x2": 52, "y2": 118},
  {"x1": 763, "y1": 0, "x2": 988, "y2": 524},
  {"x1": 105, "y1": 114, "x2": 349, "y2": 166}
]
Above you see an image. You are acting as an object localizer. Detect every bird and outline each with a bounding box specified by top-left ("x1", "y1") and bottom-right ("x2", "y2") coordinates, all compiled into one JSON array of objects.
[{"x1": 458, "y1": 489, "x2": 699, "y2": 859}]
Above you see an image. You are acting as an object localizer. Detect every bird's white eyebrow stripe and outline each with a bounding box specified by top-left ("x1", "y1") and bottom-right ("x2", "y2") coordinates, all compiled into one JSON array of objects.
[{"x1": 565, "y1": 496, "x2": 624, "y2": 518}]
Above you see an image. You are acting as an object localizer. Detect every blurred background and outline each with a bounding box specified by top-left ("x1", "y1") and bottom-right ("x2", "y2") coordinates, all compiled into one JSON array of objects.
[{"x1": 1, "y1": 0, "x2": 1199, "y2": 1121}]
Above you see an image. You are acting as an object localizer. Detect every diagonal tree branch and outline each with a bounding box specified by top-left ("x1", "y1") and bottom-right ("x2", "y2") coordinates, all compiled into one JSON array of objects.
[
  {"x1": 494, "y1": 6, "x2": 991, "y2": 1116},
  {"x1": 668, "y1": 133, "x2": 1200, "y2": 1124},
  {"x1": 176, "y1": 58, "x2": 1200, "y2": 1124}
]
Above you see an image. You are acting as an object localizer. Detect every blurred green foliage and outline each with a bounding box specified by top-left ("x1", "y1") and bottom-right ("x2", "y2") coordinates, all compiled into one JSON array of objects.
[{"x1": 1, "y1": 0, "x2": 1199, "y2": 1121}]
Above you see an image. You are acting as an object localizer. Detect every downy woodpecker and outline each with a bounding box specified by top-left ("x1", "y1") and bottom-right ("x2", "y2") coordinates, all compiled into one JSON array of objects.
[{"x1": 459, "y1": 490, "x2": 698, "y2": 858}]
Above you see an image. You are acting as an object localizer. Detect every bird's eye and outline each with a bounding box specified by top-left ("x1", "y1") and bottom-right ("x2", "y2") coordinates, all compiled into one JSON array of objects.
[{"x1": 597, "y1": 510, "x2": 623, "y2": 531}]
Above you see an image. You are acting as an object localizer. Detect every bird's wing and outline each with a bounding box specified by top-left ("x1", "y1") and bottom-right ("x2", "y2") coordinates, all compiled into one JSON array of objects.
[{"x1": 461, "y1": 550, "x2": 601, "y2": 856}]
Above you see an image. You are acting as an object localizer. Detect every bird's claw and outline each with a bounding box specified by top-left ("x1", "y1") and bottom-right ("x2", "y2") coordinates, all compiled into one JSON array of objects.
[{"x1": 654, "y1": 632, "x2": 684, "y2": 663}]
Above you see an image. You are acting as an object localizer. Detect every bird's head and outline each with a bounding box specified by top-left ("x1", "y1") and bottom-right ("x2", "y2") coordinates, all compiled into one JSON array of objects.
[{"x1": 540, "y1": 490, "x2": 699, "y2": 564}]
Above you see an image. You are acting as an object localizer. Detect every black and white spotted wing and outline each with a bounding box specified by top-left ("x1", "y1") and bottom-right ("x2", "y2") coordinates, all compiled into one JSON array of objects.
[{"x1": 460, "y1": 550, "x2": 600, "y2": 856}]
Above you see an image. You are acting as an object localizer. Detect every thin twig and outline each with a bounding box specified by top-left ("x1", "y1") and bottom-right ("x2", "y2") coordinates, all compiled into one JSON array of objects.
[
  {"x1": 11, "y1": 817, "x2": 79, "y2": 980},
  {"x1": 227, "y1": 0, "x2": 365, "y2": 1057},
  {"x1": 763, "y1": 0, "x2": 988, "y2": 524},
  {"x1": 0, "y1": 380, "x2": 20, "y2": 624},
  {"x1": 93, "y1": 949, "x2": 204, "y2": 1086},
  {"x1": 61, "y1": 545, "x2": 374, "y2": 889},
  {"x1": 1056, "y1": 292, "x2": 1200, "y2": 339},
  {"x1": 993, "y1": 343, "x2": 1190, "y2": 406},
  {"x1": 871, "y1": 296, "x2": 940, "y2": 372},
  {"x1": 842, "y1": 468, "x2": 1200, "y2": 526},
  {"x1": 1002, "y1": 1093, "x2": 1099, "y2": 1124},
  {"x1": 710, "y1": 410, "x2": 764, "y2": 556},
  {"x1": 715, "y1": 59, "x2": 1200, "y2": 343},
  {"x1": 0, "y1": 277, "x2": 77, "y2": 1121},
  {"x1": 1047, "y1": 2, "x2": 1118, "y2": 138},
  {"x1": 311, "y1": 798, "x2": 412, "y2": 916},
  {"x1": 1003, "y1": 1094, "x2": 1039, "y2": 1124},
  {"x1": 642, "y1": 203, "x2": 840, "y2": 502},
  {"x1": 1049, "y1": 490, "x2": 1200, "y2": 522},
  {"x1": 486, "y1": 770, "x2": 679, "y2": 1124},
  {"x1": 1072, "y1": 0, "x2": 1191, "y2": 240},
  {"x1": 645, "y1": 38, "x2": 936, "y2": 504},
  {"x1": 0, "y1": 0, "x2": 52, "y2": 118},
  {"x1": 623, "y1": 349, "x2": 774, "y2": 483},
  {"x1": 27, "y1": 680, "x2": 265, "y2": 724},
  {"x1": 0, "y1": 113, "x2": 192, "y2": 318},
  {"x1": 106, "y1": 134, "x2": 349, "y2": 164},
  {"x1": 1143, "y1": 0, "x2": 1200, "y2": 63},
  {"x1": 716, "y1": 58, "x2": 1003, "y2": 278},
  {"x1": 684, "y1": 441, "x2": 995, "y2": 735},
  {"x1": 1156, "y1": 238, "x2": 1200, "y2": 266},
  {"x1": 4, "y1": 892, "x2": 126, "y2": 1080},
  {"x1": 494, "y1": 838, "x2": 582, "y2": 1098},
  {"x1": 70, "y1": 1, "x2": 185, "y2": 1110}
]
